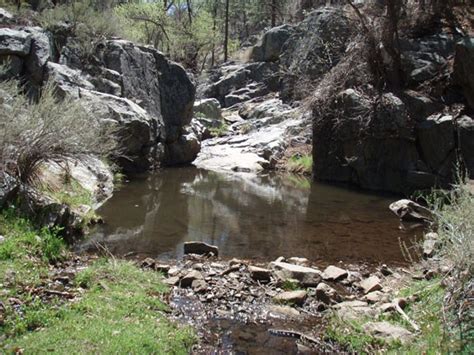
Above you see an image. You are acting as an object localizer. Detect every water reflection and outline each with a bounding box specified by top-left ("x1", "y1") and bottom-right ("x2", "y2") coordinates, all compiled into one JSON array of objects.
[{"x1": 79, "y1": 168, "x2": 416, "y2": 263}]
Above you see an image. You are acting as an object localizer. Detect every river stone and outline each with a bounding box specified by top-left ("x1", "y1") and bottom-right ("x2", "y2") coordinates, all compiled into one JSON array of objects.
[
  {"x1": 183, "y1": 241, "x2": 219, "y2": 256},
  {"x1": 0, "y1": 28, "x2": 32, "y2": 56},
  {"x1": 333, "y1": 300, "x2": 377, "y2": 321},
  {"x1": 267, "y1": 305, "x2": 300, "y2": 318},
  {"x1": 164, "y1": 276, "x2": 180, "y2": 286},
  {"x1": 322, "y1": 265, "x2": 348, "y2": 281},
  {"x1": 423, "y1": 239, "x2": 438, "y2": 259},
  {"x1": 389, "y1": 199, "x2": 433, "y2": 223},
  {"x1": 180, "y1": 270, "x2": 203, "y2": 288},
  {"x1": 363, "y1": 322, "x2": 413, "y2": 344},
  {"x1": 360, "y1": 276, "x2": 383, "y2": 294},
  {"x1": 191, "y1": 279, "x2": 207, "y2": 293},
  {"x1": 248, "y1": 266, "x2": 271, "y2": 282},
  {"x1": 274, "y1": 290, "x2": 307, "y2": 306},
  {"x1": 363, "y1": 291, "x2": 388, "y2": 304},
  {"x1": 0, "y1": 8, "x2": 14, "y2": 24},
  {"x1": 269, "y1": 261, "x2": 321, "y2": 287},
  {"x1": 315, "y1": 282, "x2": 341, "y2": 305},
  {"x1": 287, "y1": 257, "x2": 310, "y2": 267}
]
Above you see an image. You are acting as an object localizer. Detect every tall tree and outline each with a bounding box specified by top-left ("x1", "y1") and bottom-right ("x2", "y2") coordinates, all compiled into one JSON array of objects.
[{"x1": 223, "y1": 0, "x2": 230, "y2": 62}]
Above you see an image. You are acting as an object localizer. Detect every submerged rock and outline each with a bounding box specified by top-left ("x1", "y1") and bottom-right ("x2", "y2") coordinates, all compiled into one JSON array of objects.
[{"x1": 389, "y1": 199, "x2": 434, "y2": 223}]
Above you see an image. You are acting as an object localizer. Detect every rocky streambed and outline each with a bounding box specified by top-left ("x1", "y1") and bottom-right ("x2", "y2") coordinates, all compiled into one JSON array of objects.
[{"x1": 136, "y1": 241, "x2": 434, "y2": 354}]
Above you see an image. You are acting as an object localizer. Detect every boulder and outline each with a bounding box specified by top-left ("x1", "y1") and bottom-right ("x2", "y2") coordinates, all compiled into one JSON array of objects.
[
  {"x1": 417, "y1": 114, "x2": 455, "y2": 171},
  {"x1": 165, "y1": 131, "x2": 201, "y2": 165},
  {"x1": 360, "y1": 276, "x2": 382, "y2": 294},
  {"x1": 99, "y1": 40, "x2": 195, "y2": 143},
  {"x1": 248, "y1": 266, "x2": 271, "y2": 282},
  {"x1": 457, "y1": 115, "x2": 474, "y2": 177},
  {"x1": 322, "y1": 265, "x2": 348, "y2": 281},
  {"x1": 313, "y1": 90, "x2": 426, "y2": 193},
  {"x1": 454, "y1": 37, "x2": 474, "y2": 109},
  {"x1": 274, "y1": 290, "x2": 307, "y2": 306},
  {"x1": 401, "y1": 34, "x2": 454, "y2": 86},
  {"x1": 315, "y1": 282, "x2": 342, "y2": 305},
  {"x1": 389, "y1": 199, "x2": 433, "y2": 223},
  {"x1": 202, "y1": 62, "x2": 279, "y2": 107},
  {"x1": 280, "y1": 8, "x2": 351, "y2": 101},
  {"x1": 193, "y1": 98, "x2": 222, "y2": 120},
  {"x1": 23, "y1": 27, "x2": 52, "y2": 84},
  {"x1": 363, "y1": 322, "x2": 413, "y2": 344},
  {"x1": 0, "y1": 28, "x2": 31, "y2": 56},
  {"x1": 250, "y1": 25, "x2": 293, "y2": 62},
  {"x1": 0, "y1": 8, "x2": 14, "y2": 24},
  {"x1": 183, "y1": 241, "x2": 219, "y2": 256},
  {"x1": 269, "y1": 261, "x2": 321, "y2": 286}
]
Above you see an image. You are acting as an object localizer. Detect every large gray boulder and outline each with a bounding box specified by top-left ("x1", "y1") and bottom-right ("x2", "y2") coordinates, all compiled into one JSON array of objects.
[
  {"x1": 194, "y1": 98, "x2": 222, "y2": 120},
  {"x1": 401, "y1": 34, "x2": 455, "y2": 86},
  {"x1": 416, "y1": 114, "x2": 455, "y2": 172},
  {"x1": 202, "y1": 61, "x2": 279, "y2": 107},
  {"x1": 313, "y1": 90, "x2": 426, "y2": 193},
  {"x1": 250, "y1": 25, "x2": 294, "y2": 62},
  {"x1": 99, "y1": 40, "x2": 195, "y2": 143},
  {"x1": 0, "y1": 28, "x2": 31, "y2": 56},
  {"x1": 457, "y1": 115, "x2": 474, "y2": 177},
  {"x1": 280, "y1": 8, "x2": 351, "y2": 101},
  {"x1": 454, "y1": 37, "x2": 474, "y2": 109}
]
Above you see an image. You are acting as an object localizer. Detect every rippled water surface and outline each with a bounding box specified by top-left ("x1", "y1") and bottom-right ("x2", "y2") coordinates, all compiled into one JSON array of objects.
[{"x1": 81, "y1": 168, "x2": 416, "y2": 264}]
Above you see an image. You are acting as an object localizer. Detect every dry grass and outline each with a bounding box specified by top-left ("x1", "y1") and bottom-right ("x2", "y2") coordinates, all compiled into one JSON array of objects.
[{"x1": 0, "y1": 80, "x2": 116, "y2": 185}]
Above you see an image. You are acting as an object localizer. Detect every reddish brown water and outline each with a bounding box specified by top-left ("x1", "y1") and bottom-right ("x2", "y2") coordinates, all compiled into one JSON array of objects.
[{"x1": 81, "y1": 167, "x2": 417, "y2": 265}]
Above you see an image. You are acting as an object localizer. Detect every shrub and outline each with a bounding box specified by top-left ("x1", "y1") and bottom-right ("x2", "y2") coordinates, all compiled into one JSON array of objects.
[{"x1": 0, "y1": 80, "x2": 116, "y2": 185}]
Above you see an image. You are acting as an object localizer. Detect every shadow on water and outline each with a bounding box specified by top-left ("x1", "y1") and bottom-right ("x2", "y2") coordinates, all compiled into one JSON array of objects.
[{"x1": 78, "y1": 167, "x2": 418, "y2": 265}]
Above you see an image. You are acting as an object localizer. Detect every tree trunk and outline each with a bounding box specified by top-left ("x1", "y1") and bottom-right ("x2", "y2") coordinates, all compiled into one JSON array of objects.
[
  {"x1": 224, "y1": 0, "x2": 230, "y2": 62},
  {"x1": 271, "y1": 0, "x2": 277, "y2": 27},
  {"x1": 186, "y1": 0, "x2": 193, "y2": 25}
]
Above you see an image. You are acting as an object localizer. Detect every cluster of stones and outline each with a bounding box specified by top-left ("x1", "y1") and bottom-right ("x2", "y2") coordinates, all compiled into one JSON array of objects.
[{"x1": 139, "y1": 241, "x2": 428, "y2": 344}]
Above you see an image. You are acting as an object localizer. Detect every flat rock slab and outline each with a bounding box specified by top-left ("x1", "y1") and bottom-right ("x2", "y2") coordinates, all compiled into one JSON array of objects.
[
  {"x1": 267, "y1": 305, "x2": 300, "y2": 318},
  {"x1": 269, "y1": 261, "x2": 321, "y2": 286},
  {"x1": 360, "y1": 276, "x2": 382, "y2": 294},
  {"x1": 184, "y1": 241, "x2": 219, "y2": 256},
  {"x1": 322, "y1": 265, "x2": 348, "y2": 281},
  {"x1": 333, "y1": 300, "x2": 378, "y2": 321},
  {"x1": 363, "y1": 322, "x2": 413, "y2": 344},
  {"x1": 274, "y1": 290, "x2": 307, "y2": 306},
  {"x1": 363, "y1": 291, "x2": 387, "y2": 304}
]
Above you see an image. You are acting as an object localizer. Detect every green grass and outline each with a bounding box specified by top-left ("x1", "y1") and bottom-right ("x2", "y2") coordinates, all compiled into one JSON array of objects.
[
  {"x1": 287, "y1": 154, "x2": 313, "y2": 175},
  {"x1": 209, "y1": 123, "x2": 229, "y2": 137},
  {"x1": 0, "y1": 211, "x2": 195, "y2": 354}
]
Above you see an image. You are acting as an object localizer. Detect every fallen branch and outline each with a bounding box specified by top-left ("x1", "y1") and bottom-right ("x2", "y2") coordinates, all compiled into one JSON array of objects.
[{"x1": 395, "y1": 303, "x2": 420, "y2": 332}]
